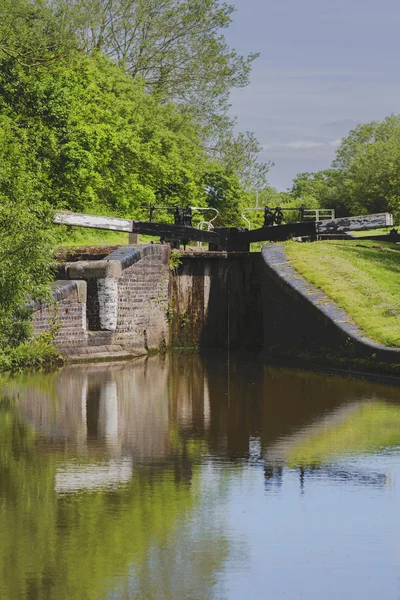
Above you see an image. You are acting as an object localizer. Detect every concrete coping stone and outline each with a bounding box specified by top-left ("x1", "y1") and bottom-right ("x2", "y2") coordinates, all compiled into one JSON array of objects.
[
  {"x1": 28, "y1": 280, "x2": 87, "y2": 312},
  {"x1": 106, "y1": 244, "x2": 162, "y2": 269},
  {"x1": 261, "y1": 244, "x2": 400, "y2": 358},
  {"x1": 65, "y1": 244, "x2": 162, "y2": 279}
]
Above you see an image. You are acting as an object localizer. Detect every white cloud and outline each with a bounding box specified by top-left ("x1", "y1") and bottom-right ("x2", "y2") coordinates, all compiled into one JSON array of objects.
[
  {"x1": 262, "y1": 139, "x2": 342, "y2": 152},
  {"x1": 286, "y1": 140, "x2": 324, "y2": 149}
]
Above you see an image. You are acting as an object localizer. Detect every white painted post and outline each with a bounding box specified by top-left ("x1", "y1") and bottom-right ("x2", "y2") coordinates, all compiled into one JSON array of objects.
[{"x1": 97, "y1": 278, "x2": 118, "y2": 331}]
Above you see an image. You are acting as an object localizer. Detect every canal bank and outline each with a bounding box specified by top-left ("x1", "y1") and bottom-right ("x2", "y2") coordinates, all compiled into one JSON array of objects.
[
  {"x1": 31, "y1": 243, "x2": 400, "y2": 376},
  {"x1": 169, "y1": 247, "x2": 400, "y2": 376}
]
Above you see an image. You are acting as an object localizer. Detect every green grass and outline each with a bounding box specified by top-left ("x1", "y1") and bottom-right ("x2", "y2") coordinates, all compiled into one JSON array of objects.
[
  {"x1": 284, "y1": 239, "x2": 400, "y2": 347},
  {"x1": 55, "y1": 226, "x2": 208, "y2": 251},
  {"x1": 56, "y1": 228, "x2": 129, "y2": 247},
  {"x1": 55, "y1": 227, "x2": 162, "y2": 248},
  {"x1": 352, "y1": 227, "x2": 397, "y2": 237}
]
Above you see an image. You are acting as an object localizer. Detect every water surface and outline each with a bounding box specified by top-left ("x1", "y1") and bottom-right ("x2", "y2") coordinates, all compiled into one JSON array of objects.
[{"x1": 1, "y1": 355, "x2": 400, "y2": 599}]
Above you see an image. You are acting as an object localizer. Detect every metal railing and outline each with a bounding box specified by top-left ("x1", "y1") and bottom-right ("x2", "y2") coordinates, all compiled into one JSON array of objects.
[
  {"x1": 241, "y1": 206, "x2": 303, "y2": 230},
  {"x1": 196, "y1": 208, "x2": 219, "y2": 246},
  {"x1": 144, "y1": 205, "x2": 218, "y2": 229},
  {"x1": 302, "y1": 209, "x2": 335, "y2": 222},
  {"x1": 193, "y1": 207, "x2": 219, "y2": 229},
  {"x1": 241, "y1": 206, "x2": 335, "y2": 230}
]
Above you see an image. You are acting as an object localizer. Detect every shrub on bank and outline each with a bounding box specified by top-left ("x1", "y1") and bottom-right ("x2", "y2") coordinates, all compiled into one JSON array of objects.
[{"x1": 0, "y1": 333, "x2": 65, "y2": 374}]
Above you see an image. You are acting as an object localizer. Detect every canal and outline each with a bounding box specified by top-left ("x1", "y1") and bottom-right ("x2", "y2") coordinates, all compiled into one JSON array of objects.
[{"x1": 1, "y1": 355, "x2": 400, "y2": 599}]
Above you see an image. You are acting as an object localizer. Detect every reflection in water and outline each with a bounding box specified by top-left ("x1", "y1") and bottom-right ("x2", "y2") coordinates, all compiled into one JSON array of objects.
[{"x1": 1, "y1": 355, "x2": 400, "y2": 599}]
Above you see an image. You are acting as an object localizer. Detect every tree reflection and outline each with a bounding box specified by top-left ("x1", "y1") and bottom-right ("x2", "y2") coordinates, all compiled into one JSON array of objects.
[
  {"x1": 0, "y1": 397, "x2": 230, "y2": 600},
  {"x1": 2, "y1": 355, "x2": 400, "y2": 599}
]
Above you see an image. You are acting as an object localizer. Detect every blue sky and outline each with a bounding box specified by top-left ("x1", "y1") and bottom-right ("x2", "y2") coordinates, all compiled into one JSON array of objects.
[{"x1": 225, "y1": 0, "x2": 400, "y2": 190}]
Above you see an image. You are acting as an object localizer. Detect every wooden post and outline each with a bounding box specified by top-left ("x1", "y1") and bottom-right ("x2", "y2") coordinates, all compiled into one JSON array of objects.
[{"x1": 129, "y1": 233, "x2": 139, "y2": 244}]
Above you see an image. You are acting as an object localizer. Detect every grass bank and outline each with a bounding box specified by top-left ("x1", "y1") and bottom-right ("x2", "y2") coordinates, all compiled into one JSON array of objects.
[
  {"x1": 352, "y1": 227, "x2": 396, "y2": 237},
  {"x1": 56, "y1": 228, "x2": 130, "y2": 247},
  {"x1": 284, "y1": 239, "x2": 400, "y2": 348}
]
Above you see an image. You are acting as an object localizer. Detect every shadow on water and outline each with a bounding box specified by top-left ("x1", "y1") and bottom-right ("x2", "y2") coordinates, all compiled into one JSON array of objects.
[{"x1": 1, "y1": 354, "x2": 400, "y2": 599}]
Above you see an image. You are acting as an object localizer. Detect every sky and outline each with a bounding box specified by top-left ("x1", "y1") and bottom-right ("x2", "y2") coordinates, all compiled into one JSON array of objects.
[{"x1": 225, "y1": 0, "x2": 400, "y2": 190}]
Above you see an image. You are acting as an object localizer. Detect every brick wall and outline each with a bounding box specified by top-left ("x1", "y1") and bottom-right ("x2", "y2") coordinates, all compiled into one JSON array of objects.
[
  {"x1": 30, "y1": 281, "x2": 87, "y2": 348},
  {"x1": 112, "y1": 248, "x2": 170, "y2": 351},
  {"x1": 33, "y1": 245, "x2": 171, "y2": 356}
]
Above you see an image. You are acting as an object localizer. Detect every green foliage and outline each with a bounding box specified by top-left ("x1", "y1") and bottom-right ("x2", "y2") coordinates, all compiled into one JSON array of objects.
[
  {"x1": 0, "y1": 54, "x2": 208, "y2": 216},
  {"x1": 201, "y1": 164, "x2": 244, "y2": 225},
  {"x1": 290, "y1": 169, "x2": 338, "y2": 209},
  {"x1": 54, "y1": 0, "x2": 258, "y2": 127},
  {"x1": 0, "y1": 0, "x2": 268, "y2": 362},
  {"x1": 169, "y1": 251, "x2": 182, "y2": 273},
  {"x1": 290, "y1": 115, "x2": 400, "y2": 219},
  {"x1": 0, "y1": 114, "x2": 56, "y2": 347},
  {"x1": 56, "y1": 228, "x2": 129, "y2": 247},
  {"x1": 213, "y1": 129, "x2": 271, "y2": 190},
  {"x1": 327, "y1": 115, "x2": 400, "y2": 217},
  {"x1": 0, "y1": 0, "x2": 76, "y2": 68},
  {"x1": 0, "y1": 333, "x2": 65, "y2": 374},
  {"x1": 0, "y1": 0, "x2": 269, "y2": 224},
  {"x1": 0, "y1": 0, "x2": 268, "y2": 209}
]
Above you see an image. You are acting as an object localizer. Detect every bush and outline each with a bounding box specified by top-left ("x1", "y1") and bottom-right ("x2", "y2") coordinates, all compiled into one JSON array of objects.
[
  {"x1": 0, "y1": 333, "x2": 65, "y2": 374},
  {"x1": 0, "y1": 116, "x2": 56, "y2": 348}
]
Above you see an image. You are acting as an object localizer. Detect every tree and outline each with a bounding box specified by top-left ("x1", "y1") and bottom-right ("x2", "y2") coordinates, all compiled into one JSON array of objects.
[
  {"x1": 289, "y1": 169, "x2": 348, "y2": 214},
  {"x1": 52, "y1": 0, "x2": 266, "y2": 184},
  {"x1": 333, "y1": 115, "x2": 400, "y2": 173},
  {"x1": 0, "y1": 0, "x2": 75, "y2": 67},
  {"x1": 0, "y1": 115, "x2": 55, "y2": 347},
  {"x1": 291, "y1": 170, "x2": 333, "y2": 202},
  {"x1": 0, "y1": 53, "x2": 209, "y2": 216},
  {"x1": 201, "y1": 164, "x2": 244, "y2": 225},
  {"x1": 0, "y1": 0, "x2": 269, "y2": 223},
  {"x1": 299, "y1": 115, "x2": 400, "y2": 217},
  {"x1": 55, "y1": 0, "x2": 258, "y2": 119},
  {"x1": 213, "y1": 129, "x2": 272, "y2": 191},
  {"x1": 343, "y1": 136, "x2": 400, "y2": 216}
]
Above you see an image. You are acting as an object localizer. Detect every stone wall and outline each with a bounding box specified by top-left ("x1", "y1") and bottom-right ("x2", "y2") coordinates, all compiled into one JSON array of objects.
[{"x1": 31, "y1": 241, "x2": 400, "y2": 370}]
